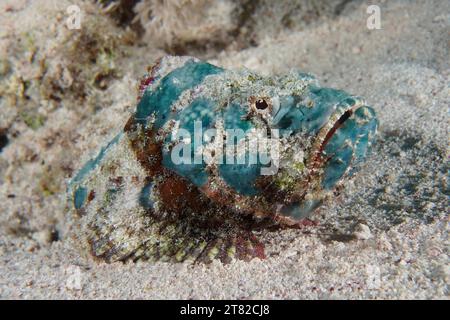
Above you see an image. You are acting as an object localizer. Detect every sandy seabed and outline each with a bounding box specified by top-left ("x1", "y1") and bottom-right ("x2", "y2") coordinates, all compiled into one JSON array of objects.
[{"x1": 0, "y1": 0, "x2": 448, "y2": 299}]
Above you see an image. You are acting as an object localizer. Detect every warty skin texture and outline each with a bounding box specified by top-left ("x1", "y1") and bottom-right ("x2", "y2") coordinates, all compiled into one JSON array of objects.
[{"x1": 67, "y1": 56, "x2": 378, "y2": 263}]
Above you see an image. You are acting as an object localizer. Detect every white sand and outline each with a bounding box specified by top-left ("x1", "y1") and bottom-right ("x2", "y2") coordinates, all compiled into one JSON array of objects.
[{"x1": 0, "y1": 0, "x2": 448, "y2": 299}]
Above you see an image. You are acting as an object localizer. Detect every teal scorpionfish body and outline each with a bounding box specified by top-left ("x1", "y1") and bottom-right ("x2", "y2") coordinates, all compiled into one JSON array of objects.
[{"x1": 68, "y1": 56, "x2": 378, "y2": 263}]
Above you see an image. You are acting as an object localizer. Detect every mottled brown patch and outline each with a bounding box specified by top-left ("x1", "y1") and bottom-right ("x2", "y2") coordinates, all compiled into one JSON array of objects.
[
  {"x1": 125, "y1": 120, "x2": 163, "y2": 176},
  {"x1": 87, "y1": 190, "x2": 95, "y2": 202},
  {"x1": 234, "y1": 234, "x2": 251, "y2": 261},
  {"x1": 131, "y1": 176, "x2": 140, "y2": 184},
  {"x1": 157, "y1": 174, "x2": 205, "y2": 213},
  {"x1": 216, "y1": 237, "x2": 234, "y2": 264},
  {"x1": 249, "y1": 234, "x2": 266, "y2": 260},
  {"x1": 123, "y1": 116, "x2": 135, "y2": 133},
  {"x1": 109, "y1": 176, "x2": 123, "y2": 186},
  {"x1": 255, "y1": 175, "x2": 287, "y2": 205}
]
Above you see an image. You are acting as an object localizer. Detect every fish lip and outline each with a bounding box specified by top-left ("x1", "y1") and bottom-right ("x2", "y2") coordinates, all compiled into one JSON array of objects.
[
  {"x1": 274, "y1": 97, "x2": 366, "y2": 224},
  {"x1": 308, "y1": 96, "x2": 364, "y2": 171}
]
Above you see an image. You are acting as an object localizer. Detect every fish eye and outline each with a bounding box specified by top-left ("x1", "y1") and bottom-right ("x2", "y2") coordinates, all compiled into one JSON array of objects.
[
  {"x1": 250, "y1": 96, "x2": 271, "y2": 113},
  {"x1": 255, "y1": 99, "x2": 269, "y2": 110}
]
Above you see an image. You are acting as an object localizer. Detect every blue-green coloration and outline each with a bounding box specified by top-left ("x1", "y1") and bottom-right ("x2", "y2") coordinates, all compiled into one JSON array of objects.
[
  {"x1": 68, "y1": 132, "x2": 122, "y2": 210},
  {"x1": 73, "y1": 187, "x2": 87, "y2": 209},
  {"x1": 135, "y1": 60, "x2": 223, "y2": 128},
  {"x1": 139, "y1": 182, "x2": 154, "y2": 209},
  {"x1": 322, "y1": 105, "x2": 378, "y2": 190},
  {"x1": 67, "y1": 56, "x2": 378, "y2": 264}
]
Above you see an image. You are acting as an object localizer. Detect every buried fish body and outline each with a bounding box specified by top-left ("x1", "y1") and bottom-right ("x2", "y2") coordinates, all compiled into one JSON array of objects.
[{"x1": 68, "y1": 56, "x2": 378, "y2": 263}]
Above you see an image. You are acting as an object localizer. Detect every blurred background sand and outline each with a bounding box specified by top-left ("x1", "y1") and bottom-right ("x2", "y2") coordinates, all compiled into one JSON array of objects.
[{"x1": 0, "y1": 0, "x2": 448, "y2": 299}]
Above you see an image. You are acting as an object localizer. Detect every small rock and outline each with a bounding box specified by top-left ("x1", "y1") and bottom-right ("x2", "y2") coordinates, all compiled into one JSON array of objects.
[
  {"x1": 32, "y1": 228, "x2": 57, "y2": 246},
  {"x1": 377, "y1": 234, "x2": 393, "y2": 251},
  {"x1": 285, "y1": 249, "x2": 298, "y2": 258},
  {"x1": 0, "y1": 59, "x2": 10, "y2": 76},
  {"x1": 352, "y1": 46, "x2": 362, "y2": 54},
  {"x1": 65, "y1": 266, "x2": 84, "y2": 291},
  {"x1": 432, "y1": 15, "x2": 447, "y2": 23},
  {"x1": 397, "y1": 259, "x2": 407, "y2": 266},
  {"x1": 354, "y1": 223, "x2": 372, "y2": 240},
  {"x1": 413, "y1": 93, "x2": 428, "y2": 107},
  {"x1": 25, "y1": 241, "x2": 38, "y2": 252}
]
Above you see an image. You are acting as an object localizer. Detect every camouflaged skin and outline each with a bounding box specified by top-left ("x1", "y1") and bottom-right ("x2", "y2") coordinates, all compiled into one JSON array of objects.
[{"x1": 68, "y1": 56, "x2": 378, "y2": 263}]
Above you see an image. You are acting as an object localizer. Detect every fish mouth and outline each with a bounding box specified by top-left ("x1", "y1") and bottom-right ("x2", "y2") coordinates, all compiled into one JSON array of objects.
[
  {"x1": 315, "y1": 100, "x2": 378, "y2": 190},
  {"x1": 320, "y1": 109, "x2": 353, "y2": 152},
  {"x1": 275, "y1": 97, "x2": 378, "y2": 224},
  {"x1": 309, "y1": 99, "x2": 362, "y2": 175}
]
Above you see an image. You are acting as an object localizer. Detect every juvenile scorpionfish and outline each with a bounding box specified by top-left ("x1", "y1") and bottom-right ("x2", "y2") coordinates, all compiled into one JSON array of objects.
[{"x1": 68, "y1": 56, "x2": 378, "y2": 263}]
